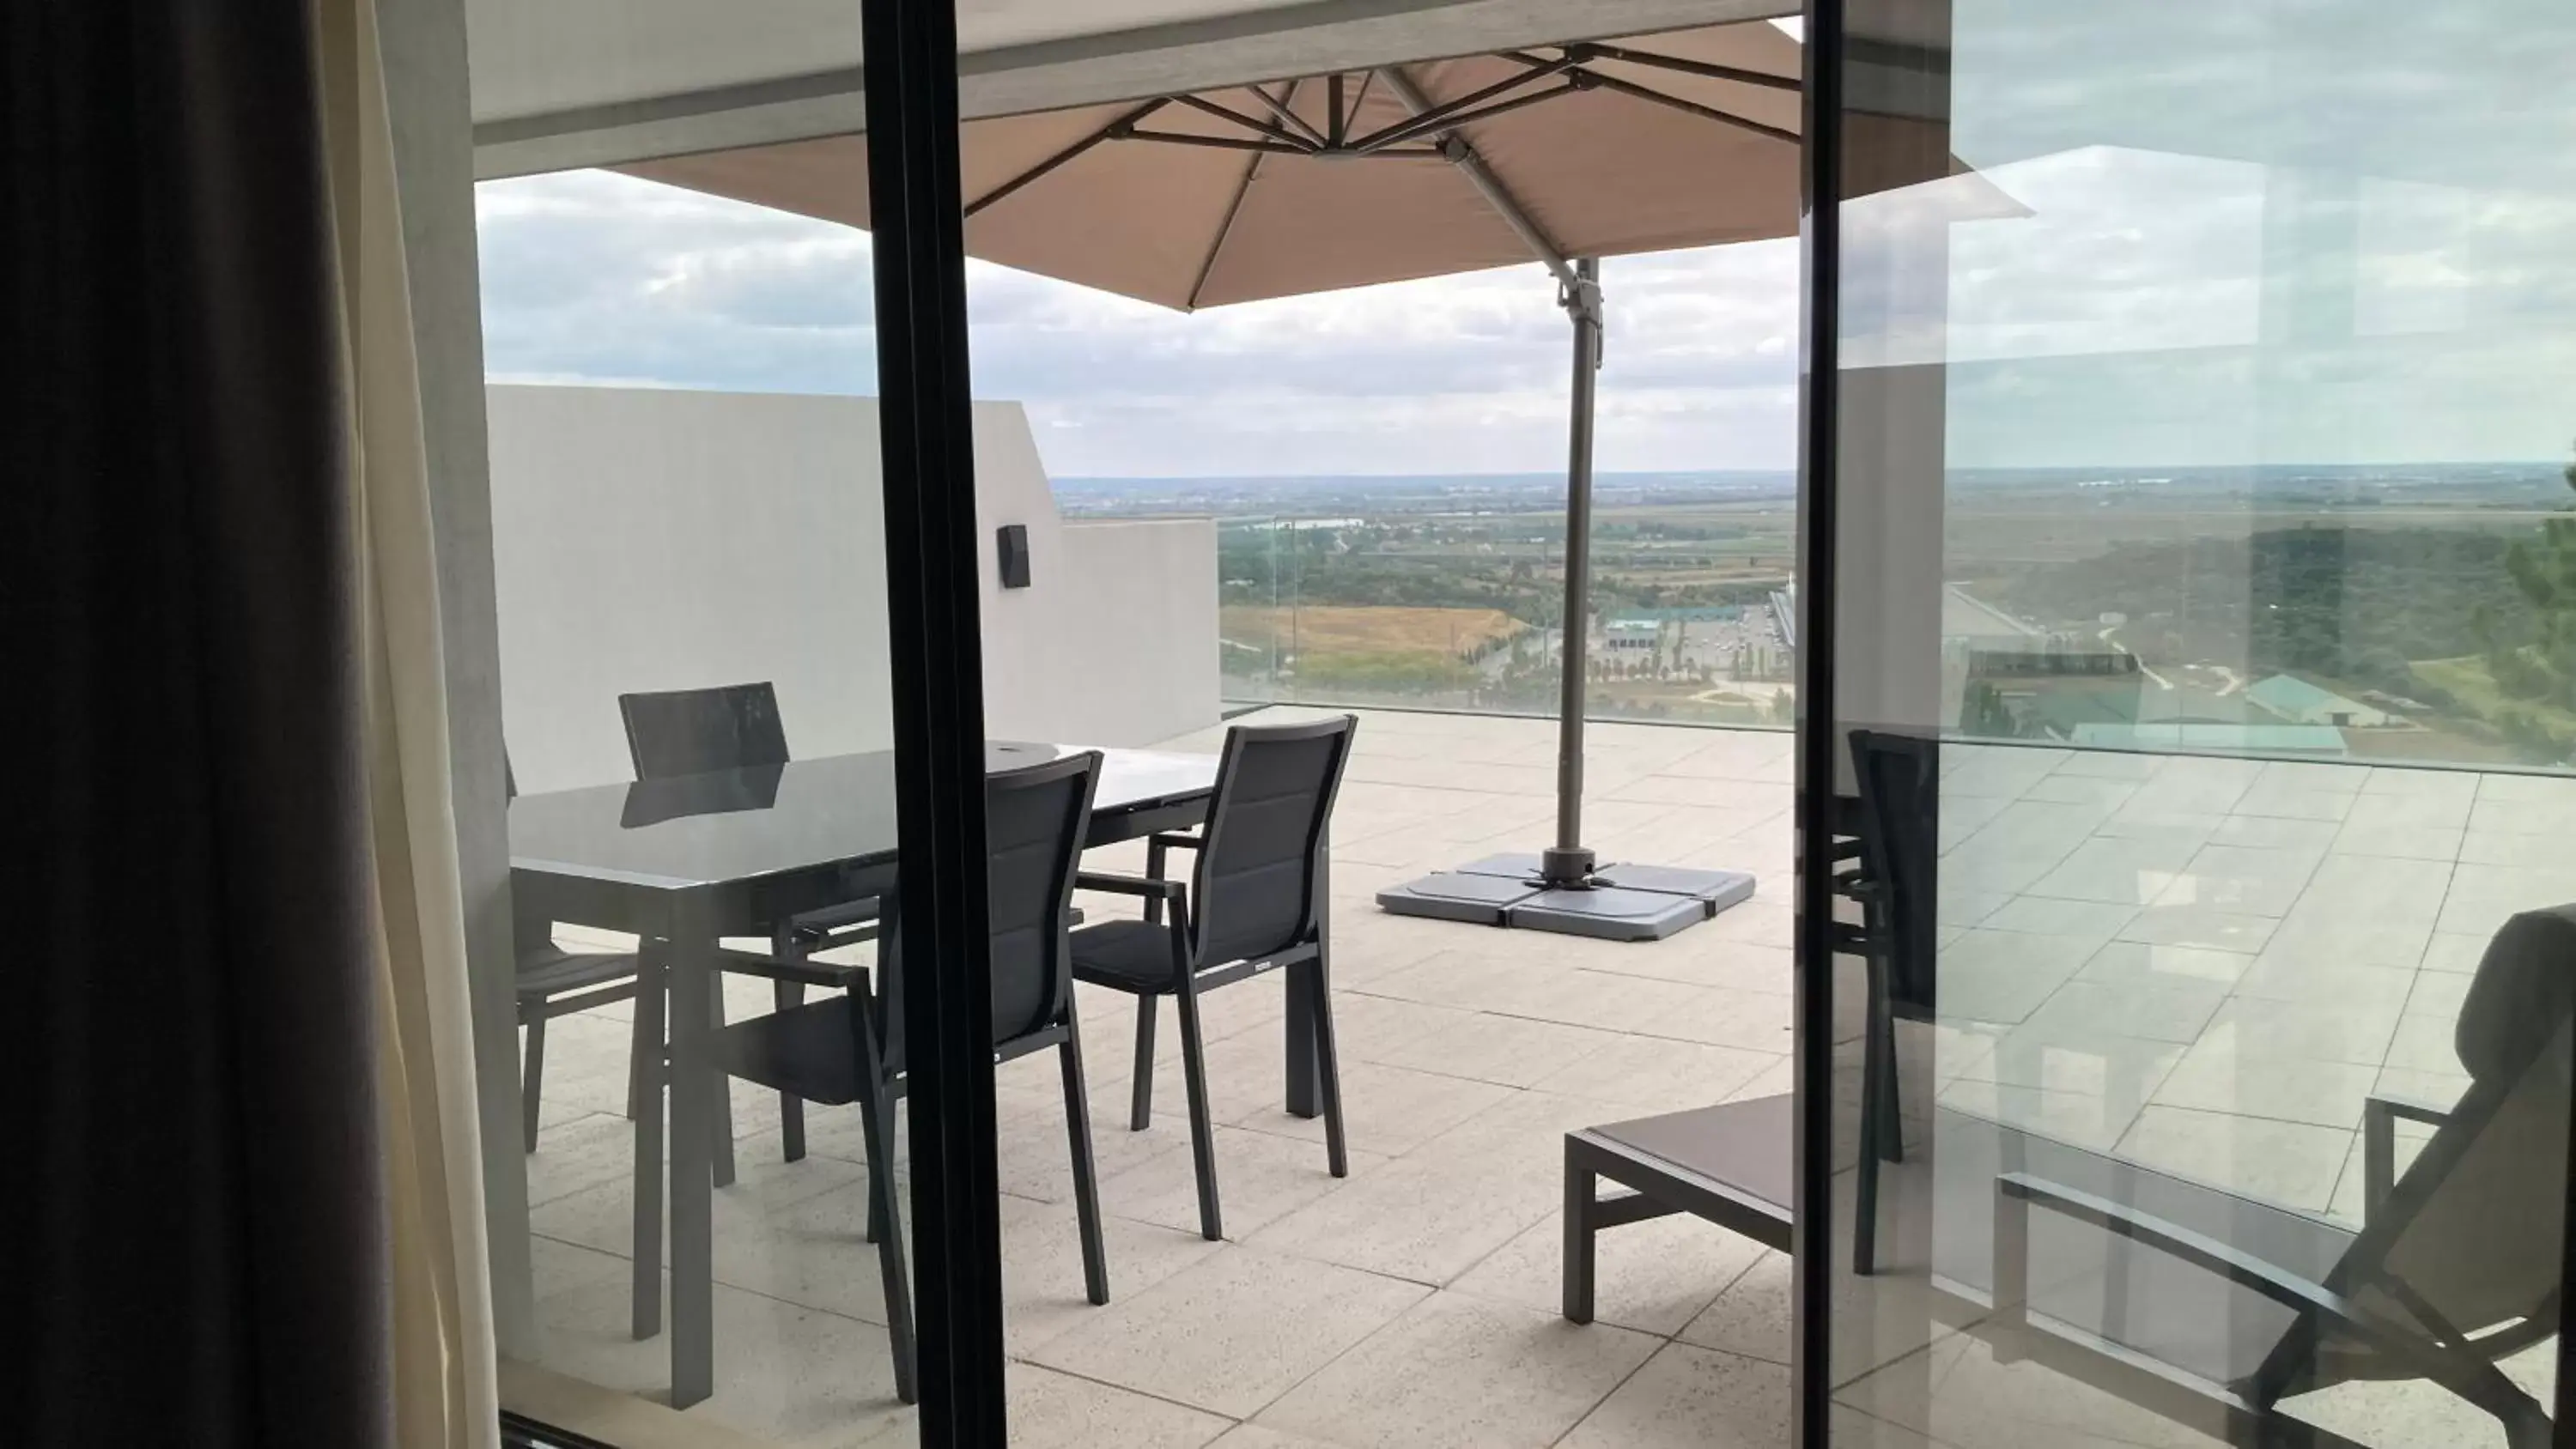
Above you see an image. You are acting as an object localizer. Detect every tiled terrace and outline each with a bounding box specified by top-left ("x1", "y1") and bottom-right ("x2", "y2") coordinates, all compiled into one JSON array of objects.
[{"x1": 510, "y1": 707, "x2": 2566, "y2": 1448}]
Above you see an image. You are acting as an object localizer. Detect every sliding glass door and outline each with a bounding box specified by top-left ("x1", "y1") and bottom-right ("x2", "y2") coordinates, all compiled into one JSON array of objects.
[
  {"x1": 1803, "y1": 1, "x2": 2576, "y2": 1445},
  {"x1": 454, "y1": 0, "x2": 1005, "y2": 1441}
]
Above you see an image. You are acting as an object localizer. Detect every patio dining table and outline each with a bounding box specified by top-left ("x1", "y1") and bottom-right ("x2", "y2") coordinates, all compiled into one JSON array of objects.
[{"x1": 508, "y1": 740, "x2": 1327, "y2": 1406}]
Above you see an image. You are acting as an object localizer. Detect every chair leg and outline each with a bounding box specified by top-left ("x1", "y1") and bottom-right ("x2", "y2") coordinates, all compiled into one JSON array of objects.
[
  {"x1": 773, "y1": 950, "x2": 807, "y2": 1163},
  {"x1": 1128, "y1": 995, "x2": 1157, "y2": 1131},
  {"x1": 864, "y1": 991, "x2": 889, "y2": 1247},
  {"x1": 520, "y1": 1015, "x2": 546, "y2": 1152},
  {"x1": 850, "y1": 997, "x2": 915, "y2": 1404},
  {"x1": 1563, "y1": 1147, "x2": 1596, "y2": 1324},
  {"x1": 1173, "y1": 974, "x2": 1224, "y2": 1241},
  {"x1": 1060, "y1": 1013, "x2": 1110, "y2": 1305},
  {"x1": 1308, "y1": 955, "x2": 1349, "y2": 1179},
  {"x1": 1854, "y1": 984, "x2": 1884, "y2": 1276},
  {"x1": 1853, "y1": 1094, "x2": 1882, "y2": 1277},
  {"x1": 1872, "y1": 969, "x2": 1903, "y2": 1164},
  {"x1": 860, "y1": 1083, "x2": 914, "y2": 1403}
]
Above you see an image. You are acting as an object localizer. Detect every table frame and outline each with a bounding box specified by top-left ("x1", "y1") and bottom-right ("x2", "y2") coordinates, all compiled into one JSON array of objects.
[{"x1": 509, "y1": 777, "x2": 1328, "y2": 1407}]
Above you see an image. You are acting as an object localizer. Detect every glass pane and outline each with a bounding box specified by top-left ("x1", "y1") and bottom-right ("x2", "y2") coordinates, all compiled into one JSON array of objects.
[
  {"x1": 462, "y1": 3, "x2": 939, "y2": 1443},
  {"x1": 1824, "y1": 3, "x2": 2576, "y2": 1446},
  {"x1": 939, "y1": 12, "x2": 1802, "y2": 1447}
]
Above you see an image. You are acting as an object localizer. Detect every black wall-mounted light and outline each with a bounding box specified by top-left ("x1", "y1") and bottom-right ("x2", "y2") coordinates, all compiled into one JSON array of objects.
[{"x1": 996, "y1": 524, "x2": 1031, "y2": 589}]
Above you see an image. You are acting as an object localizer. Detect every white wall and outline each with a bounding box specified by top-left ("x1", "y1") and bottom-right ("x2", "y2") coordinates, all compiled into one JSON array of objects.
[{"x1": 486, "y1": 385, "x2": 1217, "y2": 791}]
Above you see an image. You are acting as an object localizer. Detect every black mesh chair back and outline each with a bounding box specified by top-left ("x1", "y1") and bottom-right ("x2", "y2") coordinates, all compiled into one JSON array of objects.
[
  {"x1": 1188, "y1": 716, "x2": 1355, "y2": 967},
  {"x1": 2324, "y1": 906, "x2": 2573, "y2": 1361},
  {"x1": 985, "y1": 750, "x2": 1102, "y2": 1046},
  {"x1": 618, "y1": 682, "x2": 790, "y2": 779},
  {"x1": 878, "y1": 750, "x2": 1100, "y2": 1076},
  {"x1": 1849, "y1": 728, "x2": 1939, "y2": 1017}
]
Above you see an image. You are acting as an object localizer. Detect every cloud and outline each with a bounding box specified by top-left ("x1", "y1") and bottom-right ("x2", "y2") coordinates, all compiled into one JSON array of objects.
[
  {"x1": 475, "y1": 168, "x2": 1801, "y2": 476},
  {"x1": 477, "y1": 92, "x2": 2576, "y2": 480}
]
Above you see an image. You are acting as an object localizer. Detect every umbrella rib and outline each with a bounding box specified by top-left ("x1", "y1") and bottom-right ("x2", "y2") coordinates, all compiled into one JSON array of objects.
[
  {"x1": 1345, "y1": 69, "x2": 1376, "y2": 124},
  {"x1": 1582, "y1": 72, "x2": 1798, "y2": 145},
  {"x1": 1378, "y1": 64, "x2": 1577, "y2": 288},
  {"x1": 1356, "y1": 79, "x2": 1583, "y2": 153},
  {"x1": 1188, "y1": 76, "x2": 1298, "y2": 310},
  {"x1": 964, "y1": 98, "x2": 1168, "y2": 219},
  {"x1": 1346, "y1": 51, "x2": 1579, "y2": 153},
  {"x1": 1243, "y1": 83, "x2": 1327, "y2": 147},
  {"x1": 1126, "y1": 129, "x2": 1309, "y2": 155},
  {"x1": 1581, "y1": 42, "x2": 1801, "y2": 94},
  {"x1": 1170, "y1": 92, "x2": 1317, "y2": 152}
]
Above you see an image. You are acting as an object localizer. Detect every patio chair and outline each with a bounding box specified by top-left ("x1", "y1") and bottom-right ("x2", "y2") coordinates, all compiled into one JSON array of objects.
[
  {"x1": 1843, "y1": 726, "x2": 1939, "y2": 1273},
  {"x1": 507, "y1": 754, "x2": 646, "y2": 1152},
  {"x1": 699, "y1": 750, "x2": 1112, "y2": 1406},
  {"x1": 619, "y1": 681, "x2": 883, "y2": 1162},
  {"x1": 1989, "y1": 902, "x2": 2572, "y2": 1448},
  {"x1": 514, "y1": 906, "x2": 649, "y2": 1152},
  {"x1": 1069, "y1": 715, "x2": 1356, "y2": 1240}
]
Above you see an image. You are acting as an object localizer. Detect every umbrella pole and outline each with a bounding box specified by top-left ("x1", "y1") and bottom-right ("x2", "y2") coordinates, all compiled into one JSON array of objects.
[{"x1": 1542, "y1": 258, "x2": 1604, "y2": 888}]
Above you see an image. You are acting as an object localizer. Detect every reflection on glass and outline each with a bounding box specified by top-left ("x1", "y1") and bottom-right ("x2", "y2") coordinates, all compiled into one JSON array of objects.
[{"x1": 1828, "y1": 3, "x2": 2575, "y2": 1446}]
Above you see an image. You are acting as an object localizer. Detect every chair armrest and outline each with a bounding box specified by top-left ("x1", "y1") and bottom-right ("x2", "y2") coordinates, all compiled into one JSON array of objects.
[
  {"x1": 712, "y1": 946, "x2": 866, "y2": 989},
  {"x1": 1996, "y1": 1173, "x2": 2348, "y2": 1320},
  {"x1": 1990, "y1": 1172, "x2": 2545, "y2": 1438},
  {"x1": 2363, "y1": 1092, "x2": 2454, "y2": 1221},
  {"x1": 1078, "y1": 870, "x2": 1183, "y2": 902}
]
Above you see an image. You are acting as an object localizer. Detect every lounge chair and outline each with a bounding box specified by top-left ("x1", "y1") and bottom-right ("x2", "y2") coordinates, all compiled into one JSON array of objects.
[
  {"x1": 1563, "y1": 892, "x2": 2570, "y2": 1448},
  {"x1": 1990, "y1": 903, "x2": 2570, "y2": 1447}
]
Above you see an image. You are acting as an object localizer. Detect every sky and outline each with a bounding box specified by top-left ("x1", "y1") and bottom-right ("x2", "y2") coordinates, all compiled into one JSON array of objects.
[
  {"x1": 474, "y1": 1, "x2": 2576, "y2": 479},
  {"x1": 476, "y1": 168, "x2": 1802, "y2": 478}
]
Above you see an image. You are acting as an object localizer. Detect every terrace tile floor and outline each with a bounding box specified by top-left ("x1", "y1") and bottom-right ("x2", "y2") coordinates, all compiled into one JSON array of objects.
[{"x1": 513, "y1": 708, "x2": 2563, "y2": 1448}]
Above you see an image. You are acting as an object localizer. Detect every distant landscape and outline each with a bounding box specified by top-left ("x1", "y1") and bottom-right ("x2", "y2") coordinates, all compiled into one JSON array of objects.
[{"x1": 1060, "y1": 460, "x2": 2576, "y2": 769}]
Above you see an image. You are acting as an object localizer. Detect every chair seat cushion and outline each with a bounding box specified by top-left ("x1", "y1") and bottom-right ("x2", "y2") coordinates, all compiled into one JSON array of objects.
[
  {"x1": 704, "y1": 997, "x2": 866, "y2": 1106},
  {"x1": 1589, "y1": 1094, "x2": 1795, "y2": 1224},
  {"x1": 1069, "y1": 919, "x2": 1184, "y2": 992},
  {"x1": 516, "y1": 946, "x2": 640, "y2": 998}
]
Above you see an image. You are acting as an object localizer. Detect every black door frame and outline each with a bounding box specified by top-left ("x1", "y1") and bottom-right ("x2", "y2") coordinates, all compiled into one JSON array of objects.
[
  {"x1": 859, "y1": 0, "x2": 1012, "y2": 1441},
  {"x1": 1790, "y1": 0, "x2": 1844, "y2": 1444}
]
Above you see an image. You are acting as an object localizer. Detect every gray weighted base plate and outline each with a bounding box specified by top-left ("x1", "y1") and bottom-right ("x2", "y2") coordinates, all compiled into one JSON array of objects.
[
  {"x1": 1372, "y1": 870, "x2": 1541, "y2": 925},
  {"x1": 1507, "y1": 886, "x2": 1710, "y2": 941},
  {"x1": 1377, "y1": 857, "x2": 1757, "y2": 941},
  {"x1": 1592, "y1": 864, "x2": 1758, "y2": 912}
]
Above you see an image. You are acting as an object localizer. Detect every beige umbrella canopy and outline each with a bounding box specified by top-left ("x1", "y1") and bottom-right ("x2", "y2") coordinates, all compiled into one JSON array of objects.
[
  {"x1": 624, "y1": 21, "x2": 1814, "y2": 310},
  {"x1": 622, "y1": 19, "x2": 2003, "y2": 897}
]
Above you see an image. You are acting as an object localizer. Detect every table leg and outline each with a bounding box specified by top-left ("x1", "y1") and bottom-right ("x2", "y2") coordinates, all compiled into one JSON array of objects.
[
  {"x1": 705, "y1": 967, "x2": 737, "y2": 1190},
  {"x1": 1285, "y1": 826, "x2": 1329, "y2": 1119},
  {"x1": 668, "y1": 914, "x2": 717, "y2": 1409},
  {"x1": 630, "y1": 940, "x2": 666, "y2": 1341}
]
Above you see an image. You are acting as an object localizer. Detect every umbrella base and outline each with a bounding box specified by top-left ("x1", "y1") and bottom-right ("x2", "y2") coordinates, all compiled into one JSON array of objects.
[{"x1": 1376, "y1": 852, "x2": 1755, "y2": 943}]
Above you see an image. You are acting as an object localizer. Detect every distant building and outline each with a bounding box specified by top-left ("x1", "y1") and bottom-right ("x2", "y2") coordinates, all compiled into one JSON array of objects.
[
  {"x1": 2245, "y1": 674, "x2": 2396, "y2": 728},
  {"x1": 1605, "y1": 619, "x2": 1661, "y2": 652}
]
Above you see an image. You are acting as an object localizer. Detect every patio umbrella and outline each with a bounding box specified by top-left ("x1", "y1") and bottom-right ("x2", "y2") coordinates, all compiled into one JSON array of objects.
[{"x1": 623, "y1": 19, "x2": 2002, "y2": 931}]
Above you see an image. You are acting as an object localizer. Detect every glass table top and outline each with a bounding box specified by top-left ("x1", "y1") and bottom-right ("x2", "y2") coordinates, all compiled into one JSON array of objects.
[{"x1": 508, "y1": 742, "x2": 1218, "y2": 890}]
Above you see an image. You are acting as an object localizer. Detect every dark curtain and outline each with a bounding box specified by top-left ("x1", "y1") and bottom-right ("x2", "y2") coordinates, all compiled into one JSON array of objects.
[{"x1": 3, "y1": 3, "x2": 392, "y2": 1445}]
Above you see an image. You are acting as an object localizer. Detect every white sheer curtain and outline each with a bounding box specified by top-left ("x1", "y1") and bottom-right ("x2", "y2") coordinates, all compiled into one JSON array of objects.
[{"x1": 318, "y1": 0, "x2": 501, "y2": 1442}]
